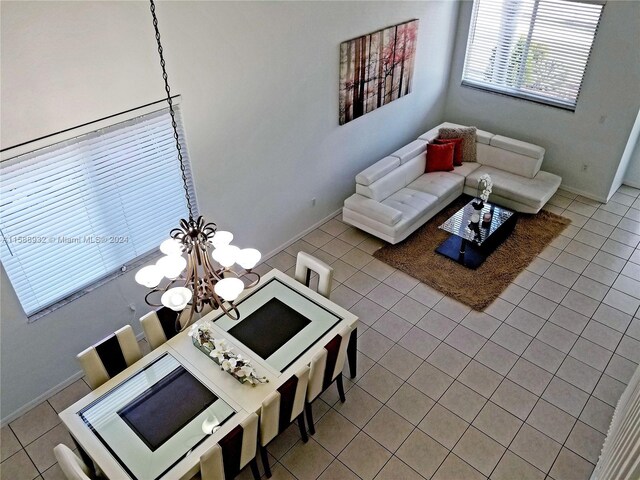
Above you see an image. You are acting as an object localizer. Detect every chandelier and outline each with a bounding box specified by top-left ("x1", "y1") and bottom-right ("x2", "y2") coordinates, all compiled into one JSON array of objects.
[{"x1": 134, "y1": 0, "x2": 261, "y2": 329}]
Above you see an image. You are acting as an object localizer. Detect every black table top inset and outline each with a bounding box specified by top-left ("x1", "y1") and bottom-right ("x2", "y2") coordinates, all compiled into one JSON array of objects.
[
  {"x1": 227, "y1": 297, "x2": 312, "y2": 360},
  {"x1": 118, "y1": 366, "x2": 217, "y2": 451}
]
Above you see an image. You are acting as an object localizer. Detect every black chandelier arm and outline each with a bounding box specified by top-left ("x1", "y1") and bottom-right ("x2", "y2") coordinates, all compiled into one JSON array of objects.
[
  {"x1": 177, "y1": 304, "x2": 196, "y2": 332},
  {"x1": 148, "y1": 0, "x2": 194, "y2": 220},
  {"x1": 201, "y1": 251, "x2": 225, "y2": 282},
  {"x1": 144, "y1": 290, "x2": 164, "y2": 308},
  {"x1": 215, "y1": 294, "x2": 241, "y2": 321},
  {"x1": 240, "y1": 270, "x2": 261, "y2": 289}
]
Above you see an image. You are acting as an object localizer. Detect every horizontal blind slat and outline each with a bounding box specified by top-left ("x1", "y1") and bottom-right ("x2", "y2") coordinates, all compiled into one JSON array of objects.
[
  {"x1": 0, "y1": 105, "x2": 195, "y2": 315},
  {"x1": 463, "y1": 0, "x2": 602, "y2": 109}
]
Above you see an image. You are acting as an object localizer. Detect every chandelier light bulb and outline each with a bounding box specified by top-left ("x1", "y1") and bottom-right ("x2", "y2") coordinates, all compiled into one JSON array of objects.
[
  {"x1": 134, "y1": 265, "x2": 163, "y2": 288},
  {"x1": 214, "y1": 277, "x2": 245, "y2": 302},
  {"x1": 211, "y1": 231, "x2": 233, "y2": 248},
  {"x1": 212, "y1": 245, "x2": 240, "y2": 268},
  {"x1": 161, "y1": 287, "x2": 192, "y2": 311},
  {"x1": 236, "y1": 248, "x2": 261, "y2": 270},
  {"x1": 156, "y1": 255, "x2": 187, "y2": 279},
  {"x1": 160, "y1": 238, "x2": 183, "y2": 256}
]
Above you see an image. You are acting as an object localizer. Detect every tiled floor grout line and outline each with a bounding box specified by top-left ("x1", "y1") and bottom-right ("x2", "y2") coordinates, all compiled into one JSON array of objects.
[
  {"x1": 331, "y1": 218, "x2": 634, "y2": 478},
  {"x1": 496, "y1": 193, "x2": 637, "y2": 478},
  {"x1": 353, "y1": 255, "x2": 629, "y2": 416},
  {"x1": 4, "y1": 191, "x2": 639, "y2": 480},
  {"x1": 360, "y1": 290, "x2": 547, "y2": 477},
  {"x1": 547, "y1": 201, "x2": 639, "y2": 322}
]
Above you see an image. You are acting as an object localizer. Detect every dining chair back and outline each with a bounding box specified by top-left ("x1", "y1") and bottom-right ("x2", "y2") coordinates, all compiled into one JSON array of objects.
[
  {"x1": 53, "y1": 444, "x2": 92, "y2": 480},
  {"x1": 294, "y1": 252, "x2": 334, "y2": 298},
  {"x1": 305, "y1": 325, "x2": 352, "y2": 434},
  {"x1": 77, "y1": 325, "x2": 142, "y2": 390},
  {"x1": 259, "y1": 365, "x2": 310, "y2": 477},
  {"x1": 200, "y1": 412, "x2": 260, "y2": 480},
  {"x1": 140, "y1": 307, "x2": 180, "y2": 350}
]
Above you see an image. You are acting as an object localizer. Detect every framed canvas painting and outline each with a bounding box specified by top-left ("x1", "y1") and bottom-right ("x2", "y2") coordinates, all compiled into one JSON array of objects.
[{"x1": 339, "y1": 20, "x2": 419, "y2": 125}]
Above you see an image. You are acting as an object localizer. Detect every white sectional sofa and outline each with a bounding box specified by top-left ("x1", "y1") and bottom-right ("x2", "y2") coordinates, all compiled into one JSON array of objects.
[{"x1": 342, "y1": 122, "x2": 562, "y2": 244}]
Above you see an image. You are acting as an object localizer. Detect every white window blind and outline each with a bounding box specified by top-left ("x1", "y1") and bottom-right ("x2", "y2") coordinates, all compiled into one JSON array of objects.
[
  {"x1": 462, "y1": 0, "x2": 603, "y2": 110},
  {"x1": 0, "y1": 106, "x2": 197, "y2": 317}
]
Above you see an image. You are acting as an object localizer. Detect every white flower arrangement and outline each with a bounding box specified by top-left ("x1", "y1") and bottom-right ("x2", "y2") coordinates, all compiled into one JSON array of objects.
[
  {"x1": 189, "y1": 322, "x2": 268, "y2": 386},
  {"x1": 478, "y1": 173, "x2": 493, "y2": 203}
]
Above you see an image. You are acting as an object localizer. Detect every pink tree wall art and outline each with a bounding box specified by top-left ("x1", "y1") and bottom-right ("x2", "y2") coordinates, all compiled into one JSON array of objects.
[{"x1": 339, "y1": 19, "x2": 419, "y2": 125}]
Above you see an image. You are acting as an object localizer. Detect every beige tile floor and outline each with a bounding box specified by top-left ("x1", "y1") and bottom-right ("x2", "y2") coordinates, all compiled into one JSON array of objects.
[{"x1": 2, "y1": 185, "x2": 640, "y2": 480}]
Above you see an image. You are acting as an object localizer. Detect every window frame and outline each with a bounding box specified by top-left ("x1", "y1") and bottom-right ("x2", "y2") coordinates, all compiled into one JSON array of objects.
[
  {"x1": 461, "y1": 0, "x2": 604, "y2": 111},
  {"x1": 0, "y1": 98, "x2": 198, "y2": 321}
]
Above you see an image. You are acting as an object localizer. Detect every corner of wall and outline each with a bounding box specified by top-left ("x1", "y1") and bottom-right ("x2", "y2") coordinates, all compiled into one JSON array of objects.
[
  {"x1": 440, "y1": 0, "x2": 465, "y2": 125},
  {"x1": 611, "y1": 107, "x2": 640, "y2": 197}
]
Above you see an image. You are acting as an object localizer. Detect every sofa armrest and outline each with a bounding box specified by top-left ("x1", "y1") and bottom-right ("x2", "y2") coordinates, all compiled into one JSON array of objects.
[
  {"x1": 344, "y1": 195, "x2": 402, "y2": 226},
  {"x1": 356, "y1": 156, "x2": 401, "y2": 186}
]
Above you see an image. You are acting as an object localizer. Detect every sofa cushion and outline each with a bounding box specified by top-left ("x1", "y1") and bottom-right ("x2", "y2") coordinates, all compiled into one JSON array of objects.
[
  {"x1": 439, "y1": 126, "x2": 477, "y2": 162},
  {"x1": 356, "y1": 153, "x2": 426, "y2": 201},
  {"x1": 408, "y1": 171, "x2": 464, "y2": 199},
  {"x1": 425, "y1": 143, "x2": 455, "y2": 173},
  {"x1": 477, "y1": 143, "x2": 543, "y2": 179},
  {"x1": 451, "y1": 162, "x2": 481, "y2": 178},
  {"x1": 419, "y1": 122, "x2": 494, "y2": 144},
  {"x1": 344, "y1": 194, "x2": 402, "y2": 226},
  {"x1": 381, "y1": 188, "x2": 438, "y2": 223},
  {"x1": 390, "y1": 139, "x2": 428, "y2": 164},
  {"x1": 490, "y1": 135, "x2": 545, "y2": 160},
  {"x1": 465, "y1": 166, "x2": 562, "y2": 210},
  {"x1": 356, "y1": 156, "x2": 401, "y2": 186},
  {"x1": 433, "y1": 137, "x2": 463, "y2": 165}
]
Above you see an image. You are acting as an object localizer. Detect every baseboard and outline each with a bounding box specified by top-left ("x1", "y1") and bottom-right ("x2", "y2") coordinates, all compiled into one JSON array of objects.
[
  {"x1": 623, "y1": 180, "x2": 640, "y2": 189},
  {"x1": 259, "y1": 207, "x2": 343, "y2": 263},
  {"x1": 1, "y1": 371, "x2": 85, "y2": 426},
  {"x1": 0, "y1": 208, "x2": 343, "y2": 427},
  {"x1": 558, "y1": 184, "x2": 608, "y2": 204}
]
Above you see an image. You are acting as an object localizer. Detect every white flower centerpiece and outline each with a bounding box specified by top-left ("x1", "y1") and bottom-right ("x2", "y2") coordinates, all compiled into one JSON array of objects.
[
  {"x1": 189, "y1": 321, "x2": 268, "y2": 386},
  {"x1": 474, "y1": 173, "x2": 493, "y2": 209}
]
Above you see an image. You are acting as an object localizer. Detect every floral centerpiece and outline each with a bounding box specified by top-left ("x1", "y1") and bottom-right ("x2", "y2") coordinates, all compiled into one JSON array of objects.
[
  {"x1": 474, "y1": 173, "x2": 493, "y2": 209},
  {"x1": 189, "y1": 321, "x2": 268, "y2": 386}
]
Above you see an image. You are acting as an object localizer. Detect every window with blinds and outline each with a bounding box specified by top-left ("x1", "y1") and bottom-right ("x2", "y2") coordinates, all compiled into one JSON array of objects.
[
  {"x1": 0, "y1": 106, "x2": 197, "y2": 317},
  {"x1": 462, "y1": 0, "x2": 603, "y2": 110}
]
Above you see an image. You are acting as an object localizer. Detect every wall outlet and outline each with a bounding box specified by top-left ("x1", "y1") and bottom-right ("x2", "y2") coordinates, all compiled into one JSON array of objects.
[
  {"x1": 311, "y1": 197, "x2": 316, "y2": 206},
  {"x1": 582, "y1": 164, "x2": 588, "y2": 172}
]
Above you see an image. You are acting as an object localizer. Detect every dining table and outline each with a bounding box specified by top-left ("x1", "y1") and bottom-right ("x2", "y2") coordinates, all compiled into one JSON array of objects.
[{"x1": 59, "y1": 268, "x2": 359, "y2": 480}]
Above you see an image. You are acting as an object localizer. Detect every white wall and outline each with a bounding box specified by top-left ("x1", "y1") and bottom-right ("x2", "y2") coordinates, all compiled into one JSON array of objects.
[
  {"x1": 442, "y1": 1, "x2": 640, "y2": 202},
  {"x1": 624, "y1": 116, "x2": 640, "y2": 189},
  {"x1": 612, "y1": 107, "x2": 640, "y2": 193},
  {"x1": 0, "y1": 1, "x2": 460, "y2": 421}
]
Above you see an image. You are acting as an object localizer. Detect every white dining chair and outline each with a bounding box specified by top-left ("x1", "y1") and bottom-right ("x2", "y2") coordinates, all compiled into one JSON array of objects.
[
  {"x1": 305, "y1": 325, "x2": 352, "y2": 434},
  {"x1": 294, "y1": 252, "x2": 334, "y2": 298},
  {"x1": 140, "y1": 307, "x2": 181, "y2": 350},
  {"x1": 53, "y1": 444, "x2": 92, "y2": 480},
  {"x1": 77, "y1": 325, "x2": 142, "y2": 390},
  {"x1": 198, "y1": 412, "x2": 260, "y2": 480},
  {"x1": 259, "y1": 365, "x2": 310, "y2": 477}
]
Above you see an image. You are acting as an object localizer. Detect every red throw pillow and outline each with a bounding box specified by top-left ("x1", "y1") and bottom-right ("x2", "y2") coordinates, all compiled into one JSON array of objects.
[
  {"x1": 426, "y1": 143, "x2": 455, "y2": 173},
  {"x1": 434, "y1": 137, "x2": 463, "y2": 166}
]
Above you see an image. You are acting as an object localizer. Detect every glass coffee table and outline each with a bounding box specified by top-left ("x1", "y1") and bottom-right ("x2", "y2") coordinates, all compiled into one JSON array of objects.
[{"x1": 435, "y1": 199, "x2": 517, "y2": 269}]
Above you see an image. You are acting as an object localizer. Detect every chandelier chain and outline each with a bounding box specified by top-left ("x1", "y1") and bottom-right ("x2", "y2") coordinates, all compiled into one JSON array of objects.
[{"x1": 149, "y1": 0, "x2": 194, "y2": 219}]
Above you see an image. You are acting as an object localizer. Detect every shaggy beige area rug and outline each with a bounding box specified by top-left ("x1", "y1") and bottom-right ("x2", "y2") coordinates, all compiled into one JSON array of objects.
[{"x1": 374, "y1": 196, "x2": 571, "y2": 311}]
